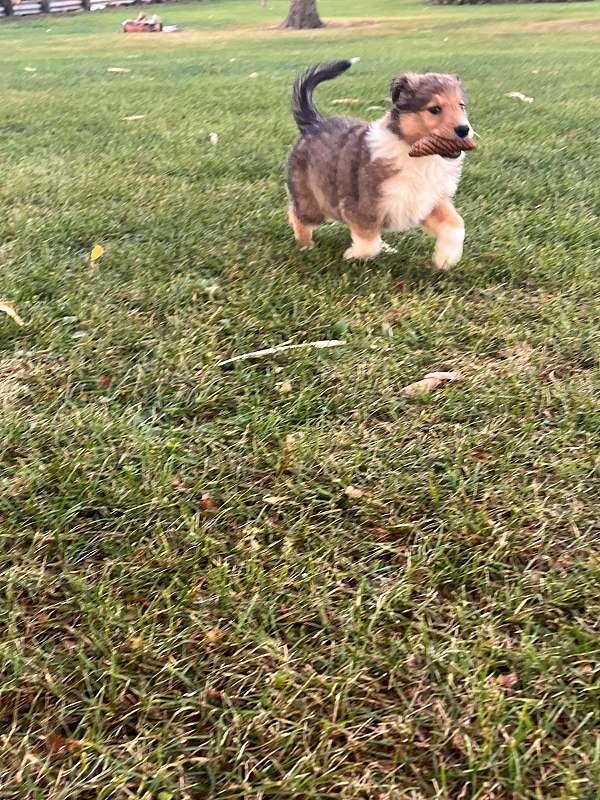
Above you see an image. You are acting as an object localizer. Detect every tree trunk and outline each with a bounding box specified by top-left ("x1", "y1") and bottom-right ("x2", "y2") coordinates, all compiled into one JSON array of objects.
[{"x1": 281, "y1": 0, "x2": 324, "y2": 29}]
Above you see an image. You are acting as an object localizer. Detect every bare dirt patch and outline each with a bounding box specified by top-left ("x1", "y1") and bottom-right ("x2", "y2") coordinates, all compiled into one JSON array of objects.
[{"x1": 523, "y1": 17, "x2": 600, "y2": 34}]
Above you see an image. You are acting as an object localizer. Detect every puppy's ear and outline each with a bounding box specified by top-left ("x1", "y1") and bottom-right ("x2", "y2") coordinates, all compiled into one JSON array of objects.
[{"x1": 390, "y1": 74, "x2": 415, "y2": 106}]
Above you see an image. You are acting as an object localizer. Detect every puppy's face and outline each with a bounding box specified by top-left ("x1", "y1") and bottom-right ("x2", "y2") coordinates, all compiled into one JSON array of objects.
[{"x1": 389, "y1": 73, "x2": 471, "y2": 144}]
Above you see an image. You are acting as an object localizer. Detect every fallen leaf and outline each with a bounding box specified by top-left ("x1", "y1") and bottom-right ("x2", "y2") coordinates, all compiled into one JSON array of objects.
[
  {"x1": 540, "y1": 368, "x2": 559, "y2": 383},
  {"x1": 569, "y1": 129, "x2": 577, "y2": 139},
  {"x1": 285, "y1": 432, "x2": 304, "y2": 448},
  {"x1": 263, "y1": 495, "x2": 287, "y2": 505},
  {"x1": 198, "y1": 492, "x2": 217, "y2": 510},
  {"x1": 44, "y1": 734, "x2": 86, "y2": 755},
  {"x1": 107, "y1": 67, "x2": 130, "y2": 73},
  {"x1": 124, "y1": 114, "x2": 145, "y2": 121},
  {"x1": 90, "y1": 244, "x2": 104, "y2": 264},
  {"x1": 205, "y1": 627, "x2": 225, "y2": 644},
  {"x1": 208, "y1": 132, "x2": 219, "y2": 145},
  {"x1": 506, "y1": 91, "x2": 533, "y2": 104},
  {"x1": 24, "y1": 66, "x2": 36, "y2": 72},
  {"x1": 248, "y1": 72, "x2": 258, "y2": 79},
  {"x1": 278, "y1": 380, "x2": 293, "y2": 394},
  {"x1": 0, "y1": 301, "x2": 25, "y2": 327},
  {"x1": 148, "y1": 175, "x2": 156, "y2": 183},
  {"x1": 400, "y1": 371, "x2": 459, "y2": 398},
  {"x1": 496, "y1": 671, "x2": 519, "y2": 689},
  {"x1": 332, "y1": 97, "x2": 360, "y2": 105},
  {"x1": 344, "y1": 485, "x2": 364, "y2": 499},
  {"x1": 367, "y1": 105, "x2": 384, "y2": 111}
]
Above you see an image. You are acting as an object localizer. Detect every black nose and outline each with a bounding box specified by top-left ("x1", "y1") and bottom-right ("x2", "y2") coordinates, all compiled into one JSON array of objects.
[{"x1": 454, "y1": 125, "x2": 470, "y2": 139}]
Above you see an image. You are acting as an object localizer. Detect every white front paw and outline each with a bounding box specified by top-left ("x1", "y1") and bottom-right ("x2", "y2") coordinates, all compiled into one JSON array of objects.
[{"x1": 432, "y1": 229, "x2": 464, "y2": 270}]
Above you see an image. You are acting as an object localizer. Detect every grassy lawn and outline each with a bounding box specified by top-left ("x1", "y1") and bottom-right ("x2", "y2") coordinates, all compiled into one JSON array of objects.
[{"x1": 1, "y1": 0, "x2": 600, "y2": 796}]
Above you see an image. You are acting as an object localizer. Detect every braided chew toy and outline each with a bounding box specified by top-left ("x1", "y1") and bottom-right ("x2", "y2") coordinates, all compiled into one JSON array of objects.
[{"x1": 409, "y1": 134, "x2": 477, "y2": 158}]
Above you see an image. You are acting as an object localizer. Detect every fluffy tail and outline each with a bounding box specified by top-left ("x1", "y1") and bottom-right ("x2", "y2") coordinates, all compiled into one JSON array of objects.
[{"x1": 292, "y1": 58, "x2": 359, "y2": 134}]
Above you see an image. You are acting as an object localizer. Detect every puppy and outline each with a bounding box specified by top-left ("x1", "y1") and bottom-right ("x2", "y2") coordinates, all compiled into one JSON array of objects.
[{"x1": 287, "y1": 59, "x2": 473, "y2": 269}]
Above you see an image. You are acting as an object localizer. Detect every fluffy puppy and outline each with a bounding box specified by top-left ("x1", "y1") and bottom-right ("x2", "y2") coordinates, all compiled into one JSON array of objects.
[{"x1": 287, "y1": 59, "x2": 473, "y2": 269}]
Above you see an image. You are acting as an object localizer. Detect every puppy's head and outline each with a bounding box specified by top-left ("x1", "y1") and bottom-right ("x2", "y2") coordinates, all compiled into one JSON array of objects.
[{"x1": 389, "y1": 72, "x2": 471, "y2": 144}]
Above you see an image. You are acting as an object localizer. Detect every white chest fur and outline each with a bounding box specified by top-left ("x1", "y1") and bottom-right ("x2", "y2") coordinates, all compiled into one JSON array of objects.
[{"x1": 367, "y1": 120, "x2": 464, "y2": 231}]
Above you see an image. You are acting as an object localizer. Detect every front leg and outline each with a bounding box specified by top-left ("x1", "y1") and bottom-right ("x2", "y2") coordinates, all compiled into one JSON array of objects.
[{"x1": 422, "y1": 200, "x2": 465, "y2": 271}]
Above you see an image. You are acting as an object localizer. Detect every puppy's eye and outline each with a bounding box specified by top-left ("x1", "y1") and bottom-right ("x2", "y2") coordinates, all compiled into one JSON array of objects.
[
  {"x1": 428, "y1": 106, "x2": 442, "y2": 115},
  {"x1": 459, "y1": 103, "x2": 466, "y2": 110}
]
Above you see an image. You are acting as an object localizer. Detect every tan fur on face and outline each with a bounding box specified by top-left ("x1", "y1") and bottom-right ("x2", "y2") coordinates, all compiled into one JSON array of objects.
[{"x1": 396, "y1": 90, "x2": 469, "y2": 143}]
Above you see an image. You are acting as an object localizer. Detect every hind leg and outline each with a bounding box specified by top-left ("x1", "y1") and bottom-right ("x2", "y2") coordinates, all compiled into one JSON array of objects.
[
  {"x1": 344, "y1": 225, "x2": 384, "y2": 260},
  {"x1": 288, "y1": 205, "x2": 317, "y2": 250}
]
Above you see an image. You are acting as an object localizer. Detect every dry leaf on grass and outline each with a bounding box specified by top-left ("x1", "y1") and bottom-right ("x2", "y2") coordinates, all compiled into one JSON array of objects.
[
  {"x1": 285, "y1": 432, "x2": 304, "y2": 448},
  {"x1": 208, "y1": 132, "x2": 219, "y2": 145},
  {"x1": 263, "y1": 495, "x2": 287, "y2": 505},
  {"x1": 540, "y1": 367, "x2": 564, "y2": 383},
  {"x1": 107, "y1": 67, "x2": 130, "y2": 73},
  {"x1": 44, "y1": 734, "x2": 86, "y2": 756},
  {"x1": 24, "y1": 66, "x2": 37, "y2": 72},
  {"x1": 506, "y1": 91, "x2": 533, "y2": 104},
  {"x1": 496, "y1": 672, "x2": 519, "y2": 689},
  {"x1": 278, "y1": 380, "x2": 293, "y2": 395},
  {"x1": 332, "y1": 98, "x2": 361, "y2": 105},
  {"x1": 0, "y1": 301, "x2": 25, "y2": 327},
  {"x1": 198, "y1": 492, "x2": 217, "y2": 511},
  {"x1": 248, "y1": 72, "x2": 258, "y2": 79},
  {"x1": 205, "y1": 627, "x2": 225, "y2": 644},
  {"x1": 400, "y1": 371, "x2": 460, "y2": 398},
  {"x1": 344, "y1": 485, "x2": 364, "y2": 499},
  {"x1": 90, "y1": 244, "x2": 104, "y2": 264},
  {"x1": 124, "y1": 114, "x2": 145, "y2": 121}
]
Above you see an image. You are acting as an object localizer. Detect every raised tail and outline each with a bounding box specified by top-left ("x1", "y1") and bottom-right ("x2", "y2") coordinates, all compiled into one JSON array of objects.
[{"x1": 292, "y1": 58, "x2": 359, "y2": 134}]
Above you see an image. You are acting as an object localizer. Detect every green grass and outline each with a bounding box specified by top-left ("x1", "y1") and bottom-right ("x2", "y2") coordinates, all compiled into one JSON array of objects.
[{"x1": 1, "y1": 0, "x2": 600, "y2": 797}]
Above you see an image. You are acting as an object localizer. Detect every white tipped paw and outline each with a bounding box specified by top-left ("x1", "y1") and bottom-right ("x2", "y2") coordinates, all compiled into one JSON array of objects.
[
  {"x1": 344, "y1": 239, "x2": 384, "y2": 261},
  {"x1": 344, "y1": 246, "x2": 371, "y2": 261},
  {"x1": 432, "y1": 230, "x2": 464, "y2": 270},
  {"x1": 432, "y1": 246, "x2": 462, "y2": 270}
]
